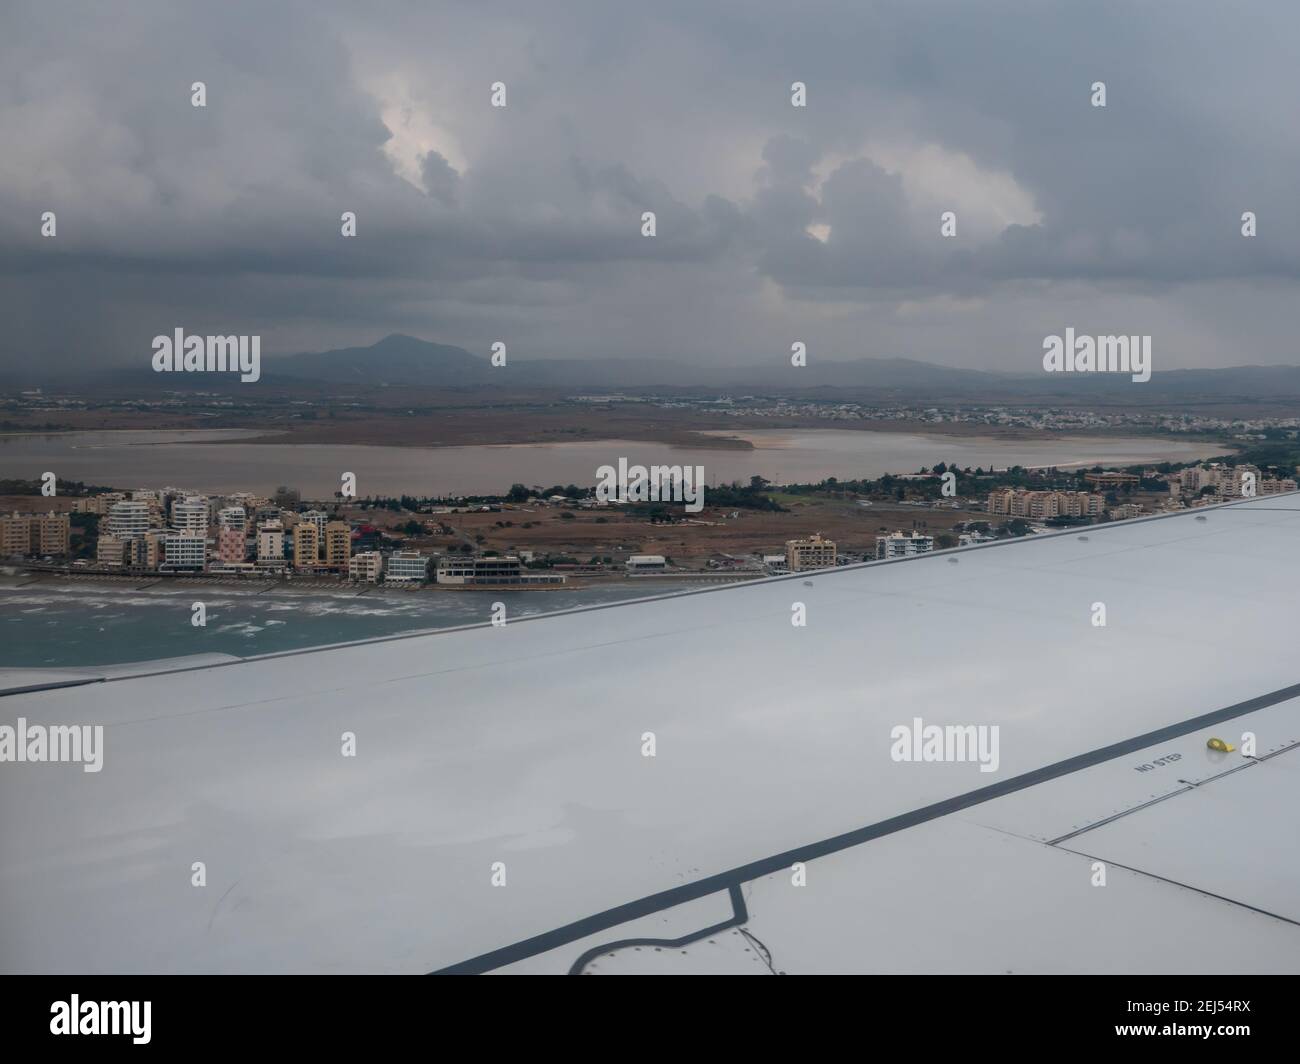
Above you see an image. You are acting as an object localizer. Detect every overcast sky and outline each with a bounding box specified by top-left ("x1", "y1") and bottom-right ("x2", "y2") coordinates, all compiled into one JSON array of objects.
[{"x1": 2, "y1": 0, "x2": 1298, "y2": 374}]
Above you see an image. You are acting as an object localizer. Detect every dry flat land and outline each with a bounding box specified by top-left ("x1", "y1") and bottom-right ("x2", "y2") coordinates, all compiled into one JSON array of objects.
[
  {"x1": 2, "y1": 386, "x2": 1103, "y2": 450},
  {"x1": 357, "y1": 495, "x2": 978, "y2": 569}
]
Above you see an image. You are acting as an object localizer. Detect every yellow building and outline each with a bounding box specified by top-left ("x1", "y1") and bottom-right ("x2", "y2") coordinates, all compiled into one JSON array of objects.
[
  {"x1": 0, "y1": 512, "x2": 71, "y2": 556},
  {"x1": 293, "y1": 522, "x2": 320, "y2": 569},
  {"x1": 0, "y1": 514, "x2": 31, "y2": 556},
  {"x1": 33, "y1": 513, "x2": 71, "y2": 555},
  {"x1": 786, "y1": 533, "x2": 837, "y2": 572},
  {"x1": 323, "y1": 521, "x2": 352, "y2": 571}
]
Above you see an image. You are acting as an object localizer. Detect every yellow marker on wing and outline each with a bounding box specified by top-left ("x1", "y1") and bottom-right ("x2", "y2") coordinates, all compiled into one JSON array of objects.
[{"x1": 1207, "y1": 737, "x2": 1235, "y2": 753}]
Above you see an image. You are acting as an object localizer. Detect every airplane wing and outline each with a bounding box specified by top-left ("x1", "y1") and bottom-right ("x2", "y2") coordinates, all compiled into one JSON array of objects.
[{"x1": 3, "y1": 494, "x2": 1299, "y2": 974}]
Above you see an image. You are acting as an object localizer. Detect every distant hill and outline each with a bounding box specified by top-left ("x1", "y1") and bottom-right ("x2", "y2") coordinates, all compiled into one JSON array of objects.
[
  {"x1": 270, "y1": 333, "x2": 494, "y2": 386},
  {"x1": 8, "y1": 333, "x2": 1300, "y2": 403},
  {"x1": 267, "y1": 338, "x2": 1012, "y2": 393}
]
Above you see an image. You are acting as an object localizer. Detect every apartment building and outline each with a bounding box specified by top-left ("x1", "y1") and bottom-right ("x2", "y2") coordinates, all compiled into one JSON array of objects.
[
  {"x1": 299, "y1": 510, "x2": 329, "y2": 537},
  {"x1": 348, "y1": 551, "x2": 385, "y2": 583},
  {"x1": 73, "y1": 492, "x2": 126, "y2": 515},
  {"x1": 0, "y1": 515, "x2": 32, "y2": 556},
  {"x1": 323, "y1": 521, "x2": 352, "y2": 571},
  {"x1": 96, "y1": 534, "x2": 126, "y2": 567},
  {"x1": 0, "y1": 513, "x2": 73, "y2": 557},
  {"x1": 1259, "y1": 477, "x2": 1299, "y2": 495},
  {"x1": 170, "y1": 496, "x2": 209, "y2": 535},
  {"x1": 162, "y1": 530, "x2": 206, "y2": 572},
  {"x1": 987, "y1": 489, "x2": 1102, "y2": 519},
  {"x1": 1110, "y1": 503, "x2": 1146, "y2": 520},
  {"x1": 256, "y1": 521, "x2": 286, "y2": 569},
  {"x1": 876, "y1": 531, "x2": 934, "y2": 559},
  {"x1": 106, "y1": 499, "x2": 151, "y2": 538},
  {"x1": 293, "y1": 522, "x2": 320, "y2": 569},
  {"x1": 786, "y1": 533, "x2": 837, "y2": 572}
]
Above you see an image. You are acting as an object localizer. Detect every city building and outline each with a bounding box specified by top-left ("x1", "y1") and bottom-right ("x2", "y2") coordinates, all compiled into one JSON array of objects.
[
  {"x1": 786, "y1": 534, "x2": 837, "y2": 572},
  {"x1": 876, "y1": 531, "x2": 934, "y2": 559},
  {"x1": 73, "y1": 492, "x2": 126, "y2": 515},
  {"x1": 348, "y1": 551, "x2": 385, "y2": 583},
  {"x1": 293, "y1": 522, "x2": 320, "y2": 569},
  {"x1": 384, "y1": 551, "x2": 430, "y2": 584},
  {"x1": 0, "y1": 513, "x2": 73, "y2": 559},
  {"x1": 435, "y1": 555, "x2": 567, "y2": 586},
  {"x1": 1084, "y1": 471, "x2": 1140, "y2": 489},
  {"x1": 1110, "y1": 503, "x2": 1146, "y2": 520},
  {"x1": 28, "y1": 514, "x2": 56, "y2": 555},
  {"x1": 106, "y1": 499, "x2": 151, "y2": 539},
  {"x1": 162, "y1": 530, "x2": 206, "y2": 572},
  {"x1": 323, "y1": 521, "x2": 352, "y2": 571},
  {"x1": 216, "y1": 524, "x2": 247, "y2": 564},
  {"x1": 171, "y1": 496, "x2": 209, "y2": 535},
  {"x1": 625, "y1": 554, "x2": 667, "y2": 573},
  {"x1": 96, "y1": 534, "x2": 126, "y2": 567},
  {"x1": 256, "y1": 521, "x2": 286, "y2": 569},
  {"x1": 1, "y1": 514, "x2": 33, "y2": 556},
  {"x1": 1260, "y1": 477, "x2": 1299, "y2": 495},
  {"x1": 299, "y1": 510, "x2": 329, "y2": 537},
  {"x1": 987, "y1": 489, "x2": 1102, "y2": 519}
]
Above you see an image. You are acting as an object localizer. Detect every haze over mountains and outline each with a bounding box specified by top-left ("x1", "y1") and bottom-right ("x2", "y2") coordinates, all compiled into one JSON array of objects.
[{"x1": 10, "y1": 333, "x2": 1300, "y2": 403}]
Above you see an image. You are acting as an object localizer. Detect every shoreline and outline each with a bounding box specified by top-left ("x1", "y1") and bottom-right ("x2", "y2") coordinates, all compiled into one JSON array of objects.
[{"x1": 0, "y1": 568, "x2": 744, "y2": 597}]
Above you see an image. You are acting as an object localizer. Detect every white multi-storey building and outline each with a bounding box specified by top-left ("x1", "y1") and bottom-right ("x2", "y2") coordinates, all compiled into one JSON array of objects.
[
  {"x1": 171, "y1": 496, "x2": 209, "y2": 535},
  {"x1": 162, "y1": 530, "x2": 206, "y2": 572},
  {"x1": 384, "y1": 552, "x2": 429, "y2": 584},
  {"x1": 106, "y1": 500, "x2": 151, "y2": 539},
  {"x1": 876, "y1": 531, "x2": 934, "y2": 559}
]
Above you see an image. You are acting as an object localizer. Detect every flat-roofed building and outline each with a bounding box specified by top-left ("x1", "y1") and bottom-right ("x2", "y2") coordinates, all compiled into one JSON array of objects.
[
  {"x1": 1084, "y1": 471, "x2": 1140, "y2": 489},
  {"x1": 162, "y1": 530, "x2": 206, "y2": 572},
  {"x1": 107, "y1": 500, "x2": 151, "y2": 539},
  {"x1": 349, "y1": 551, "x2": 385, "y2": 583},
  {"x1": 1, "y1": 515, "x2": 32, "y2": 556},
  {"x1": 323, "y1": 521, "x2": 352, "y2": 571},
  {"x1": 988, "y1": 489, "x2": 1101, "y2": 519},
  {"x1": 385, "y1": 551, "x2": 429, "y2": 584},
  {"x1": 436, "y1": 555, "x2": 566, "y2": 586},
  {"x1": 625, "y1": 554, "x2": 667, "y2": 573},
  {"x1": 787, "y1": 533, "x2": 837, "y2": 572},
  {"x1": 293, "y1": 522, "x2": 319, "y2": 569},
  {"x1": 1260, "y1": 477, "x2": 1299, "y2": 495},
  {"x1": 143, "y1": 529, "x2": 168, "y2": 569},
  {"x1": 74, "y1": 492, "x2": 126, "y2": 515},
  {"x1": 96, "y1": 534, "x2": 126, "y2": 567},
  {"x1": 32, "y1": 513, "x2": 70, "y2": 555},
  {"x1": 1110, "y1": 503, "x2": 1145, "y2": 520},
  {"x1": 217, "y1": 506, "x2": 247, "y2": 531},
  {"x1": 171, "y1": 496, "x2": 208, "y2": 535},
  {"x1": 300, "y1": 510, "x2": 329, "y2": 537},
  {"x1": 876, "y1": 531, "x2": 934, "y2": 560},
  {"x1": 257, "y1": 521, "x2": 286, "y2": 569},
  {"x1": 215, "y1": 524, "x2": 247, "y2": 564}
]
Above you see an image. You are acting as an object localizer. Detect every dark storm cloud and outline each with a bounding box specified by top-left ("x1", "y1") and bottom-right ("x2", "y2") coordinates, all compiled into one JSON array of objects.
[{"x1": 1, "y1": 0, "x2": 1297, "y2": 370}]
